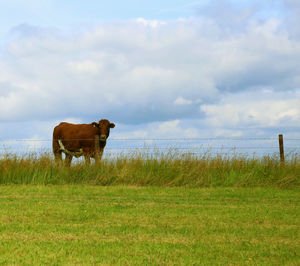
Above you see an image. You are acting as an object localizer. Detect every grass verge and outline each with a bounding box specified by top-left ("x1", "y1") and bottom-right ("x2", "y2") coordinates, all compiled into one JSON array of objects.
[{"x1": 0, "y1": 152, "x2": 299, "y2": 188}]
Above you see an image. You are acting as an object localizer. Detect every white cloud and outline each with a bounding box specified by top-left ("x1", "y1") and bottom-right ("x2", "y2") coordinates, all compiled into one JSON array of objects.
[
  {"x1": 136, "y1": 18, "x2": 166, "y2": 28},
  {"x1": 174, "y1": 97, "x2": 193, "y2": 105},
  {"x1": 0, "y1": 4, "x2": 300, "y2": 143},
  {"x1": 201, "y1": 90, "x2": 300, "y2": 128},
  {"x1": 112, "y1": 119, "x2": 202, "y2": 140},
  {"x1": 0, "y1": 17, "x2": 299, "y2": 126},
  {"x1": 60, "y1": 117, "x2": 83, "y2": 124},
  {"x1": 68, "y1": 60, "x2": 102, "y2": 75}
]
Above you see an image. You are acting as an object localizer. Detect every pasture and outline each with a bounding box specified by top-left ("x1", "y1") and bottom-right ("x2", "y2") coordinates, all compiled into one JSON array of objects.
[
  {"x1": 0, "y1": 186, "x2": 299, "y2": 265},
  {"x1": 0, "y1": 152, "x2": 299, "y2": 264}
]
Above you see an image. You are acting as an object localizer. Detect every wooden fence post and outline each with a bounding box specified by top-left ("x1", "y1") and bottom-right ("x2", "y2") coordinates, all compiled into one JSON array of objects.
[{"x1": 278, "y1": 134, "x2": 285, "y2": 163}]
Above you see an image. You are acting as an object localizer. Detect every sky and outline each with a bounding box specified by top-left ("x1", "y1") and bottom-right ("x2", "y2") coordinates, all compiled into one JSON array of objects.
[{"x1": 0, "y1": 0, "x2": 300, "y2": 154}]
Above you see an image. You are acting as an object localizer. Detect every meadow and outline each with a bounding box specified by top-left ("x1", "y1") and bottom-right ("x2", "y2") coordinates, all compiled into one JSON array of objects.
[
  {"x1": 0, "y1": 186, "x2": 299, "y2": 265},
  {"x1": 0, "y1": 152, "x2": 299, "y2": 264}
]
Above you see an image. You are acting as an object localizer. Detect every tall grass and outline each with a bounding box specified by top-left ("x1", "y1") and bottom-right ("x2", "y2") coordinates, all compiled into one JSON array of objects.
[{"x1": 0, "y1": 151, "x2": 299, "y2": 188}]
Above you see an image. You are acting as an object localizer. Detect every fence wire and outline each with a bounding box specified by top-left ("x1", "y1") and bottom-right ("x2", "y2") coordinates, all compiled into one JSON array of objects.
[
  {"x1": 0, "y1": 137, "x2": 299, "y2": 159},
  {"x1": 1, "y1": 137, "x2": 300, "y2": 141}
]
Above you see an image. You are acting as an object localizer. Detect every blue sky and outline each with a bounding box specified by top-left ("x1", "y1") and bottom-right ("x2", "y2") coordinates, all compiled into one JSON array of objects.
[
  {"x1": 0, "y1": 0, "x2": 204, "y2": 34},
  {"x1": 0, "y1": 0, "x2": 300, "y2": 155},
  {"x1": 0, "y1": 0, "x2": 292, "y2": 35}
]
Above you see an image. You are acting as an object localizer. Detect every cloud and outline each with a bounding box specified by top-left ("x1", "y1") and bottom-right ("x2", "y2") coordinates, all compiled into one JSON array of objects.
[
  {"x1": 195, "y1": 0, "x2": 257, "y2": 31},
  {"x1": 68, "y1": 60, "x2": 102, "y2": 75},
  {"x1": 284, "y1": 0, "x2": 300, "y2": 39},
  {"x1": 0, "y1": 16, "x2": 299, "y2": 126},
  {"x1": 174, "y1": 97, "x2": 193, "y2": 105},
  {"x1": 136, "y1": 18, "x2": 166, "y2": 28},
  {"x1": 112, "y1": 119, "x2": 201, "y2": 140},
  {"x1": 200, "y1": 90, "x2": 300, "y2": 129},
  {"x1": 0, "y1": 1, "x2": 299, "y2": 144}
]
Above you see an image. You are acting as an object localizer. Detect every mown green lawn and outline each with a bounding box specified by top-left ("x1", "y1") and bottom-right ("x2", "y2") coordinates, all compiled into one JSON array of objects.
[{"x1": 0, "y1": 186, "x2": 299, "y2": 265}]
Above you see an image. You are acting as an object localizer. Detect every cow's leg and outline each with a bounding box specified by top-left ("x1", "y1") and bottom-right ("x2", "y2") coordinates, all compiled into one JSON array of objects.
[
  {"x1": 64, "y1": 154, "x2": 73, "y2": 167},
  {"x1": 94, "y1": 149, "x2": 103, "y2": 165},
  {"x1": 53, "y1": 139, "x2": 63, "y2": 166},
  {"x1": 94, "y1": 135, "x2": 101, "y2": 165},
  {"x1": 84, "y1": 154, "x2": 91, "y2": 166},
  {"x1": 99, "y1": 150, "x2": 103, "y2": 161},
  {"x1": 54, "y1": 151, "x2": 63, "y2": 166}
]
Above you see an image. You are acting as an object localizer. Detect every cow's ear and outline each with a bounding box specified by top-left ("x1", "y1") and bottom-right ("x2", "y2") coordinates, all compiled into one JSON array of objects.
[
  {"x1": 110, "y1": 123, "x2": 115, "y2": 128},
  {"x1": 92, "y1": 122, "x2": 99, "y2": 127}
]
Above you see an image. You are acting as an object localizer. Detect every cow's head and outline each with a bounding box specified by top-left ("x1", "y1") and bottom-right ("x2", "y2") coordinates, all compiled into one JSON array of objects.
[{"x1": 92, "y1": 119, "x2": 115, "y2": 142}]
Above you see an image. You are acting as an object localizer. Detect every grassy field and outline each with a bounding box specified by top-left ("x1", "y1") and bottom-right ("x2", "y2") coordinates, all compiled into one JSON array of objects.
[
  {"x1": 0, "y1": 153, "x2": 299, "y2": 264},
  {"x1": 0, "y1": 152, "x2": 299, "y2": 188},
  {"x1": 0, "y1": 186, "x2": 299, "y2": 265}
]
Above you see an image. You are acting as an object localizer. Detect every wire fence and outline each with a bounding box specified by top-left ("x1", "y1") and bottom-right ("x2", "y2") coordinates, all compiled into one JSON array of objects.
[{"x1": 0, "y1": 137, "x2": 300, "y2": 159}]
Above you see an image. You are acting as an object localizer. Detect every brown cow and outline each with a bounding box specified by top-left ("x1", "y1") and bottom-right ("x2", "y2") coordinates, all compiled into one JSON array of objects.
[{"x1": 52, "y1": 119, "x2": 115, "y2": 166}]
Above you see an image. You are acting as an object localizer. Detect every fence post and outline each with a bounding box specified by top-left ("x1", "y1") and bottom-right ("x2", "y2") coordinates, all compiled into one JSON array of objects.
[{"x1": 278, "y1": 134, "x2": 285, "y2": 163}]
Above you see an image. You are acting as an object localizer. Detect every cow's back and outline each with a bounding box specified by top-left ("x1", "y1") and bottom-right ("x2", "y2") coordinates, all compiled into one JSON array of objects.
[{"x1": 53, "y1": 122, "x2": 98, "y2": 151}]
